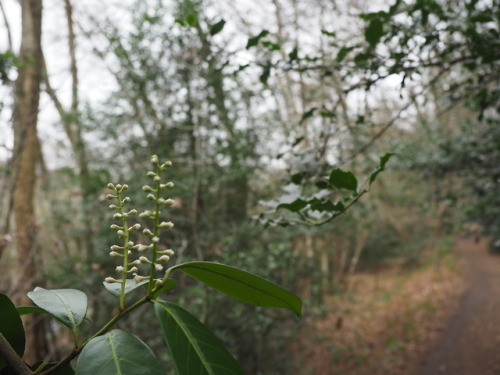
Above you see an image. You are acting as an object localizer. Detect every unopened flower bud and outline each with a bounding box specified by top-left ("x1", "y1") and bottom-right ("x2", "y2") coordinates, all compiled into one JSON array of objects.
[
  {"x1": 154, "y1": 175, "x2": 161, "y2": 182},
  {"x1": 133, "y1": 259, "x2": 141, "y2": 265},
  {"x1": 151, "y1": 155, "x2": 159, "y2": 164},
  {"x1": 109, "y1": 251, "x2": 121, "y2": 257},
  {"x1": 106, "y1": 194, "x2": 116, "y2": 200},
  {"x1": 139, "y1": 256, "x2": 149, "y2": 263},
  {"x1": 164, "y1": 249, "x2": 175, "y2": 256},
  {"x1": 128, "y1": 209, "x2": 137, "y2": 215},
  {"x1": 110, "y1": 224, "x2": 122, "y2": 230},
  {"x1": 138, "y1": 244, "x2": 151, "y2": 252},
  {"x1": 152, "y1": 236, "x2": 160, "y2": 243},
  {"x1": 147, "y1": 171, "x2": 156, "y2": 177},
  {"x1": 143, "y1": 228, "x2": 153, "y2": 236},
  {"x1": 120, "y1": 184, "x2": 128, "y2": 192},
  {"x1": 146, "y1": 193, "x2": 155, "y2": 200},
  {"x1": 164, "y1": 198, "x2": 175, "y2": 206},
  {"x1": 163, "y1": 182, "x2": 174, "y2": 189},
  {"x1": 105, "y1": 277, "x2": 118, "y2": 283},
  {"x1": 116, "y1": 266, "x2": 124, "y2": 272},
  {"x1": 110, "y1": 245, "x2": 121, "y2": 251},
  {"x1": 143, "y1": 185, "x2": 154, "y2": 192},
  {"x1": 107, "y1": 183, "x2": 115, "y2": 189},
  {"x1": 133, "y1": 274, "x2": 147, "y2": 283},
  {"x1": 160, "y1": 161, "x2": 172, "y2": 169},
  {"x1": 127, "y1": 241, "x2": 134, "y2": 247},
  {"x1": 109, "y1": 204, "x2": 119, "y2": 210},
  {"x1": 115, "y1": 184, "x2": 122, "y2": 190},
  {"x1": 129, "y1": 266, "x2": 138, "y2": 273},
  {"x1": 122, "y1": 197, "x2": 131, "y2": 204},
  {"x1": 113, "y1": 213, "x2": 122, "y2": 220},
  {"x1": 139, "y1": 210, "x2": 153, "y2": 219},
  {"x1": 159, "y1": 255, "x2": 170, "y2": 262},
  {"x1": 117, "y1": 230, "x2": 125, "y2": 238},
  {"x1": 155, "y1": 264, "x2": 164, "y2": 271},
  {"x1": 159, "y1": 221, "x2": 174, "y2": 229}
]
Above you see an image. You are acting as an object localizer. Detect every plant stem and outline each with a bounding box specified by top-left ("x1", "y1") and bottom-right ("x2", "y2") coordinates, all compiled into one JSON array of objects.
[{"x1": 0, "y1": 332, "x2": 32, "y2": 375}]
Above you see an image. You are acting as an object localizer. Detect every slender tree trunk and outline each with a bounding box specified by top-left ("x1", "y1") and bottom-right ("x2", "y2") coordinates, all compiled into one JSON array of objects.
[{"x1": 12, "y1": 0, "x2": 47, "y2": 364}]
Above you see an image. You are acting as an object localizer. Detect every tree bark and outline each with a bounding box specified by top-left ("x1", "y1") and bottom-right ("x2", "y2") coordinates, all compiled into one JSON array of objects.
[{"x1": 12, "y1": 0, "x2": 47, "y2": 364}]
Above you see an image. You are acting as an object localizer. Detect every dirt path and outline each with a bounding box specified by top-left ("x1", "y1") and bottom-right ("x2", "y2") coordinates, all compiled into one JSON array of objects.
[{"x1": 413, "y1": 237, "x2": 500, "y2": 375}]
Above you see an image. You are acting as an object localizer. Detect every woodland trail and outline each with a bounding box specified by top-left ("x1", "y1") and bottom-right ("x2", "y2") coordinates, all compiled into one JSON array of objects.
[{"x1": 413, "y1": 236, "x2": 500, "y2": 375}]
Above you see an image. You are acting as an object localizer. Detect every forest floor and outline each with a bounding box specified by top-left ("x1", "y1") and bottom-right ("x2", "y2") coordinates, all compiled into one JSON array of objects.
[{"x1": 293, "y1": 235, "x2": 500, "y2": 375}]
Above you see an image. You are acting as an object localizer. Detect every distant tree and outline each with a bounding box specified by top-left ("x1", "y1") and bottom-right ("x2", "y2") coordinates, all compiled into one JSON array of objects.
[{"x1": 11, "y1": 0, "x2": 48, "y2": 362}]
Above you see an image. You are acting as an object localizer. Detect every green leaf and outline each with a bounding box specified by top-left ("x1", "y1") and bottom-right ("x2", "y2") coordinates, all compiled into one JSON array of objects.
[
  {"x1": 75, "y1": 330, "x2": 164, "y2": 375},
  {"x1": 369, "y1": 153, "x2": 395, "y2": 185},
  {"x1": 210, "y1": 19, "x2": 226, "y2": 36},
  {"x1": 365, "y1": 18, "x2": 384, "y2": 46},
  {"x1": 329, "y1": 168, "x2": 358, "y2": 191},
  {"x1": 16, "y1": 306, "x2": 47, "y2": 316},
  {"x1": 300, "y1": 107, "x2": 317, "y2": 123},
  {"x1": 155, "y1": 301, "x2": 244, "y2": 375},
  {"x1": 103, "y1": 280, "x2": 149, "y2": 299},
  {"x1": 186, "y1": 13, "x2": 198, "y2": 27},
  {"x1": 170, "y1": 262, "x2": 302, "y2": 317},
  {"x1": 321, "y1": 29, "x2": 336, "y2": 37},
  {"x1": 309, "y1": 198, "x2": 345, "y2": 212},
  {"x1": 0, "y1": 294, "x2": 25, "y2": 370},
  {"x1": 27, "y1": 288, "x2": 87, "y2": 331},
  {"x1": 246, "y1": 30, "x2": 269, "y2": 48},
  {"x1": 260, "y1": 63, "x2": 271, "y2": 85},
  {"x1": 277, "y1": 198, "x2": 308, "y2": 212},
  {"x1": 288, "y1": 47, "x2": 298, "y2": 61}
]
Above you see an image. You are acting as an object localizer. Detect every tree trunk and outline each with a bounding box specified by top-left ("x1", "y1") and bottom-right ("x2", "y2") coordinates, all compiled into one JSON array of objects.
[{"x1": 12, "y1": 0, "x2": 47, "y2": 364}]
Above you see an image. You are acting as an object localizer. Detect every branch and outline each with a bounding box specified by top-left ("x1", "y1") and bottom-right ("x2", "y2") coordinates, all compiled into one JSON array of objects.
[{"x1": 0, "y1": 333, "x2": 32, "y2": 375}]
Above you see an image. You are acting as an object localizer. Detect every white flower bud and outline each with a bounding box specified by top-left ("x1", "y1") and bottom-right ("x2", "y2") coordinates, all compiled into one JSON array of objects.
[
  {"x1": 143, "y1": 228, "x2": 153, "y2": 236},
  {"x1": 110, "y1": 224, "x2": 122, "y2": 230},
  {"x1": 139, "y1": 256, "x2": 149, "y2": 263},
  {"x1": 122, "y1": 197, "x2": 131, "y2": 204},
  {"x1": 143, "y1": 185, "x2": 154, "y2": 192},
  {"x1": 164, "y1": 198, "x2": 175, "y2": 206},
  {"x1": 109, "y1": 204, "x2": 119, "y2": 210},
  {"x1": 138, "y1": 244, "x2": 151, "y2": 252},
  {"x1": 115, "y1": 184, "x2": 122, "y2": 190},
  {"x1": 160, "y1": 161, "x2": 172, "y2": 169},
  {"x1": 110, "y1": 245, "x2": 121, "y2": 251},
  {"x1": 164, "y1": 249, "x2": 175, "y2": 256},
  {"x1": 133, "y1": 274, "x2": 147, "y2": 283},
  {"x1": 151, "y1": 155, "x2": 159, "y2": 164},
  {"x1": 159, "y1": 221, "x2": 174, "y2": 229},
  {"x1": 163, "y1": 182, "x2": 174, "y2": 189},
  {"x1": 127, "y1": 241, "x2": 134, "y2": 247},
  {"x1": 147, "y1": 171, "x2": 156, "y2": 177},
  {"x1": 117, "y1": 230, "x2": 125, "y2": 238},
  {"x1": 155, "y1": 264, "x2": 164, "y2": 271},
  {"x1": 109, "y1": 251, "x2": 121, "y2": 257},
  {"x1": 152, "y1": 236, "x2": 160, "y2": 243},
  {"x1": 106, "y1": 194, "x2": 116, "y2": 200},
  {"x1": 128, "y1": 209, "x2": 137, "y2": 215},
  {"x1": 116, "y1": 266, "x2": 124, "y2": 272},
  {"x1": 146, "y1": 193, "x2": 155, "y2": 200},
  {"x1": 105, "y1": 277, "x2": 117, "y2": 283},
  {"x1": 113, "y1": 213, "x2": 122, "y2": 220},
  {"x1": 129, "y1": 223, "x2": 141, "y2": 231},
  {"x1": 154, "y1": 175, "x2": 161, "y2": 182},
  {"x1": 133, "y1": 259, "x2": 141, "y2": 265},
  {"x1": 159, "y1": 255, "x2": 170, "y2": 262},
  {"x1": 129, "y1": 266, "x2": 138, "y2": 273},
  {"x1": 107, "y1": 183, "x2": 115, "y2": 189},
  {"x1": 120, "y1": 184, "x2": 129, "y2": 192}
]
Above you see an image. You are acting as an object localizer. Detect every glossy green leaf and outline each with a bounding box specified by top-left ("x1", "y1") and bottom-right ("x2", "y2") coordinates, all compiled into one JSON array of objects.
[
  {"x1": 329, "y1": 168, "x2": 358, "y2": 191},
  {"x1": 277, "y1": 198, "x2": 308, "y2": 212},
  {"x1": 0, "y1": 294, "x2": 25, "y2": 370},
  {"x1": 170, "y1": 262, "x2": 302, "y2": 317},
  {"x1": 210, "y1": 20, "x2": 225, "y2": 36},
  {"x1": 154, "y1": 300, "x2": 244, "y2": 375},
  {"x1": 246, "y1": 30, "x2": 269, "y2": 48},
  {"x1": 27, "y1": 288, "x2": 87, "y2": 331},
  {"x1": 148, "y1": 278, "x2": 176, "y2": 298},
  {"x1": 365, "y1": 18, "x2": 384, "y2": 46},
  {"x1": 16, "y1": 306, "x2": 47, "y2": 316},
  {"x1": 103, "y1": 280, "x2": 148, "y2": 299},
  {"x1": 75, "y1": 330, "x2": 164, "y2": 375}
]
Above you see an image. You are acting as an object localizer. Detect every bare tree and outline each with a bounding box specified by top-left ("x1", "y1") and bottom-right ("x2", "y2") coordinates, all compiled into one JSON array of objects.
[{"x1": 11, "y1": 0, "x2": 48, "y2": 363}]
